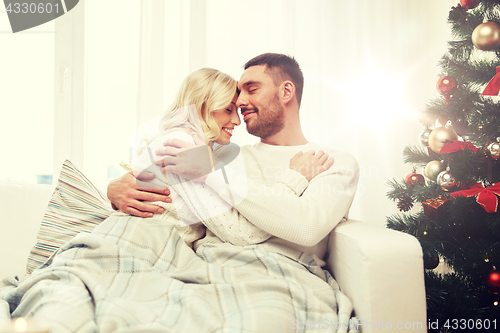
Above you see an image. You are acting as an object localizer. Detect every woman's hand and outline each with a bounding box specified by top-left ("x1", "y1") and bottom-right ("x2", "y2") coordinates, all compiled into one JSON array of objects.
[
  {"x1": 289, "y1": 150, "x2": 334, "y2": 182},
  {"x1": 107, "y1": 172, "x2": 172, "y2": 217}
]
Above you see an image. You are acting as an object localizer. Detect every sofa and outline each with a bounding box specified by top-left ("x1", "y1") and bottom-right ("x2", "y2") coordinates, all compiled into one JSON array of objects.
[{"x1": 0, "y1": 182, "x2": 427, "y2": 332}]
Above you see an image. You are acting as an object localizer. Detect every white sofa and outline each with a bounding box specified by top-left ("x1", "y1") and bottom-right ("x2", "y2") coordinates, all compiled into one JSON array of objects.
[{"x1": 0, "y1": 182, "x2": 427, "y2": 332}]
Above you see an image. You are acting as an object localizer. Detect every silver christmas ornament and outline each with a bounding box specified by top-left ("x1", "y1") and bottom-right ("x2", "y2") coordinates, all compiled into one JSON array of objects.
[
  {"x1": 436, "y1": 170, "x2": 458, "y2": 190},
  {"x1": 487, "y1": 142, "x2": 500, "y2": 159},
  {"x1": 419, "y1": 129, "x2": 432, "y2": 146}
]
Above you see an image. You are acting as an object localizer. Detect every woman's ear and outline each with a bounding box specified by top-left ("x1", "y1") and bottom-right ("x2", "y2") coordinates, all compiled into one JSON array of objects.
[{"x1": 281, "y1": 81, "x2": 295, "y2": 105}]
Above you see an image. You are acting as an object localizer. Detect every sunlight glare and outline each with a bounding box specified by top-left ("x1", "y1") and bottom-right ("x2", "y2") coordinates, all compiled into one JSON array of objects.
[{"x1": 330, "y1": 66, "x2": 419, "y2": 135}]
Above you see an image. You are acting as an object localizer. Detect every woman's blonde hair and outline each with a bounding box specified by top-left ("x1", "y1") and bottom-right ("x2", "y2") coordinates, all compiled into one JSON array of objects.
[
  {"x1": 159, "y1": 68, "x2": 237, "y2": 143},
  {"x1": 124, "y1": 68, "x2": 237, "y2": 170}
]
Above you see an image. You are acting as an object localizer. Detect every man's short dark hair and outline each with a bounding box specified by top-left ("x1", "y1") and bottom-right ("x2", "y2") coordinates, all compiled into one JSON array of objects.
[{"x1": 244, "y1": 53, "x2": 304, "y2": 106}]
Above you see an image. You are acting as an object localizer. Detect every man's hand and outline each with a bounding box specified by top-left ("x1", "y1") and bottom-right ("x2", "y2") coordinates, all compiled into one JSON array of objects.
[
  {"x1": 289, "y1": 150, "x2": 334, "y2": 181},
  {"x1": 154, "y1": 135, "x2": 215, "y2": 183},
  {"x1": 107, "y1": 171, "x2": 171, "y2": 218}
]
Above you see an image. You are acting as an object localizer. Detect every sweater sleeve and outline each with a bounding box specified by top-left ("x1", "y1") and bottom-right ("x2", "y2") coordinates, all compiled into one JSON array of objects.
[
  {"x1": 205, "y1": 151, "x2": 359, "y2": 247},
  {"x1": 133, "y1": 133, "x2": 307, "y2": 246}
]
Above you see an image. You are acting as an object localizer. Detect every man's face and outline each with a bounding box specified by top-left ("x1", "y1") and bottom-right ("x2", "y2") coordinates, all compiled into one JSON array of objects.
[{"x1": 236, "y1": 65, "x2": 285, "y2": 139}]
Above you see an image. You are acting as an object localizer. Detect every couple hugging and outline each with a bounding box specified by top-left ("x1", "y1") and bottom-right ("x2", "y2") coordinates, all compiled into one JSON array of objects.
[{"x1": 3, "y1": 53, "x2": 360, "y2": 332}]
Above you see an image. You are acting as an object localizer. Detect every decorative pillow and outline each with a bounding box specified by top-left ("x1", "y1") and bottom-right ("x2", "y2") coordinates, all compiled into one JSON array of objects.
[{"x1": 26, "y1": 160, "x2": 113, "y2": 276}]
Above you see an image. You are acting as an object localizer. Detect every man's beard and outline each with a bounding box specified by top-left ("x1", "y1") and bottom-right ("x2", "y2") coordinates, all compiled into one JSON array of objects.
[{"x1": 246, "y1": 94, "x2": 285, "y2": 139}]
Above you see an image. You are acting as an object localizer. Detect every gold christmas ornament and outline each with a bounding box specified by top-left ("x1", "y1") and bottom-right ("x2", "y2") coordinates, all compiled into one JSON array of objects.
[
  {"x1": 424, "y1": 161, "x2": 446, "y2": 181},
  {"x1": 428, "y1": 127, "x2": 459, "y2": 153},
  {"x1": 472, "y1": 20, "x2": 500, "y2": 51}
]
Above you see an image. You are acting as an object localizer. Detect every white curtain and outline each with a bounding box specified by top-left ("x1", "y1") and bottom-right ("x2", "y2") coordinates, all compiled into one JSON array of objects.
[{"x1": 43, "y1": 0, "x2": 455, "y2": 226}]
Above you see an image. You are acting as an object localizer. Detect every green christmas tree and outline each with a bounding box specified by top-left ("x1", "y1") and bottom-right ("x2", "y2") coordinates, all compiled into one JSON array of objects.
[{"x1": 387, "y1": 1, "x2": 500, "y2": 331}]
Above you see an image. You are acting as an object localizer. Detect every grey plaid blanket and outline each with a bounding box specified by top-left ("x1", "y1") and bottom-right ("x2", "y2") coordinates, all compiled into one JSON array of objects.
[{"x1": 1, "y1": 214, "x2": 358, "y2": 332}]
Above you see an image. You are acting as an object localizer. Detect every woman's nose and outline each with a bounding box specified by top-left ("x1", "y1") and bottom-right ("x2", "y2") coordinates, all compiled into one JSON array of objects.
[{"x1": 232, "y1": 111, "x2": 241, "y2": 126}]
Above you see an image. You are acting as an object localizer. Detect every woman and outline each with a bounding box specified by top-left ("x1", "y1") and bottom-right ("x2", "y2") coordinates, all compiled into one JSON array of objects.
[{"x1": 2, "y1": 68, "x2": 350, "y2": 333}]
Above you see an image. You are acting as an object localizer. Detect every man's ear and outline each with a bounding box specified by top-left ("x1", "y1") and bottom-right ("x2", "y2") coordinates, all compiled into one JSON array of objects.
[{"x1": 281, "y1": 81, "x2": 295, "y2": 105}]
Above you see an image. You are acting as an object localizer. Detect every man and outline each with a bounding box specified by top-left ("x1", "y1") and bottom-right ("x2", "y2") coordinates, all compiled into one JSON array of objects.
[{"x1": 108, "y1": 53, "x2": 359, "y2": 267}]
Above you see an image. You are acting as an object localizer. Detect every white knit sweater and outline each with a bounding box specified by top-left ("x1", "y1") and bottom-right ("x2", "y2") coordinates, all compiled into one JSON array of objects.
[{"x1": 205, "y1": 141, "x2": 360, "y2": 266}]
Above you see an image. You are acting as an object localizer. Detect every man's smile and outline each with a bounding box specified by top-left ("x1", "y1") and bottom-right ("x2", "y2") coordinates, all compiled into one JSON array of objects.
[{"x1": 241, "y1": 108, "x2": 257, "y2": 122}]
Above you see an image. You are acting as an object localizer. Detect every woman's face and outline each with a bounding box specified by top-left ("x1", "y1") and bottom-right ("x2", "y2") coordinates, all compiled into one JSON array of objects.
[{"x1": 212, "y1": 93, "x2": 240, "y2": 143}]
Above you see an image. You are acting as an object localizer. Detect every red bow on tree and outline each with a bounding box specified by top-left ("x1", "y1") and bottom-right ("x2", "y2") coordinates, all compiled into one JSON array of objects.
[
  {"x1": 440, "y1": 140, "x2": 479, "y2": 154},
  {"x1": 482, "y1": 67, "x2": 500, "y2": 96},
  {"x1": 451, "y1": 182, "x2": 500, "y2": 213}
]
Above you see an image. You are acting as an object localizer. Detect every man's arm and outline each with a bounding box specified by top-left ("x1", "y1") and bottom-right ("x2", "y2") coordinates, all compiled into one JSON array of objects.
[
  {"x1": 107, "y1": 172, "x2": 171, "y2": 218},
  {"x1": 156, "y1": 138, "x2": 357, "y2": 247},
  {"x1": 205, "y1": 151, "x2": 359, "y2": 247}
]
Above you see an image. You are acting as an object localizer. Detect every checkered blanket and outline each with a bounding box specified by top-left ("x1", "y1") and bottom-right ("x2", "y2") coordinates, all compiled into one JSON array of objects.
[{"x1": 1, "y1": 214, "x2": 358, "y2": 332}]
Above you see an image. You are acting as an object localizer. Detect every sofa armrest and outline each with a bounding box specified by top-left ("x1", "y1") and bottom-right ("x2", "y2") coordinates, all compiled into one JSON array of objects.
[
  {"x1": 326, "y1": 219, "x2": 426, "y2": 333},
  {"x1": 0, "y1": 183, "x2": 54, "y2": 280}
]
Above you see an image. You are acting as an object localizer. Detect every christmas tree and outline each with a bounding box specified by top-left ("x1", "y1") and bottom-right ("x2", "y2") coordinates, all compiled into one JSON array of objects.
[{"x1": 386, "y1": 1, "x2": 500, "y2": 331}]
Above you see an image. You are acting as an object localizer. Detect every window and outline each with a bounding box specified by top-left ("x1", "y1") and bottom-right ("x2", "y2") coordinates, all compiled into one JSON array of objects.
[
  {"x1": 1, "y1": 10, "x2": 54, "y2": 184},
  {"x1": 85, "y1": 0, "x2": 141, "y2": 191}
]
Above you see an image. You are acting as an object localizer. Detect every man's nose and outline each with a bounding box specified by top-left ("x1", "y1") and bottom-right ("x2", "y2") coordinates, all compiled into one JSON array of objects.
[{"x1": 236, "y1": 93, "x2": 247, "y2": 108}]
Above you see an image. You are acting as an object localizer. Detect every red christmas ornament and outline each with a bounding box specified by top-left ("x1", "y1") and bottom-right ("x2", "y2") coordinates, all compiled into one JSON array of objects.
[
  {"x1": 423, "y1": 251, "x2": 440, "y2": 270},
  {"x1": 405, "y1": 172, "x2": 425, "y2": 187},
  {"x1": 436, "y1": 76, "x2": 458, "y2": 104},
  {"x1": 485, "y1": 269, "x2": 500, "y2": 294},
  {"x1": 460, "y1": 0, "x2": 481, "y2": 10}
]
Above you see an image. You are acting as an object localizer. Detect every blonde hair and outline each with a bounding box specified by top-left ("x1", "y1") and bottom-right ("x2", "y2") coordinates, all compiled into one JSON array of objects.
[
  {"x1": 159, "y1": 68, "x2": 237, "y2": 143},
  {"x1": 126, "y1": 68, "x2": 237, "y2": 167}
]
